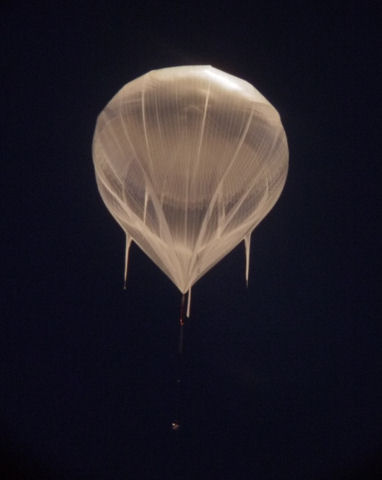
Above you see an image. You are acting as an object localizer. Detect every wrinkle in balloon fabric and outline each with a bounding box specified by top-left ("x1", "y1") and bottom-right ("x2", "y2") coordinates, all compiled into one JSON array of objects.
[{"x1": 93, "y1": 66, "x2": 288, "y2": 293}]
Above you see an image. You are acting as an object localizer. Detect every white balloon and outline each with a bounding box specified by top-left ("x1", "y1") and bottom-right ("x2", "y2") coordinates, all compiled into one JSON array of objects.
[{"x1": 93, "y1": 66, "x2": 288, "y2": 296}]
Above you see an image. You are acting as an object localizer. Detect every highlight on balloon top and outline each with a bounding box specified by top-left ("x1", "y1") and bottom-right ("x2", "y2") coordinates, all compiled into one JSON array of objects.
[{"x1": 92, "y1": 66, "x2": 288, "y2": 315}]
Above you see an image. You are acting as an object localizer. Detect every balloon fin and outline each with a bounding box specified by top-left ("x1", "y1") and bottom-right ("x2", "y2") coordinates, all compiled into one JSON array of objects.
[
  {"x1": 186, "y1": 288, "x2": 192, "y2": 318},
  {"x1": 244, "y1": 233, "x2": 251, "y2": 287},
  {"x1": 123, "y1": 234, "x2": 132, "y2": 290}
]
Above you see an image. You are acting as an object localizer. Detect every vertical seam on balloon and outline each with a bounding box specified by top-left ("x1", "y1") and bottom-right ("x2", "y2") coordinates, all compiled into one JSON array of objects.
[
  {"x1": 141, "y1": 75, "x2": 154, "y2": 176},
  {"x1": 119, "y1": 111, "x2": 165, "y2": 233},
  {"x1": 118, "y1": 106, "x2": 183, "y2": 286},
  {"x1": 154, "y1": 91, "x2": 166, "y2": 206},
  {"x1": 143, "y1": 190, "x2": 148, "y2": 223},
  {"x1": 194, "y1": 78, "x2": 211, "y2": 174},
  {"x1": 186, "y1": 103, "x2": 255, "y2": 283},
  {"x1": 183, "y1": 78, "x2": 211, "y2": 286},
  {"x1": 185, "y1": 79, "x2": 210, "y2": 260}
]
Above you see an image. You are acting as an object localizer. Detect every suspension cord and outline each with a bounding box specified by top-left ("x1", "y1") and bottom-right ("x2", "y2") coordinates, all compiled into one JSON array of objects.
[{"x1": 171, "y1": 293, "x2": 187, "y2": 431}]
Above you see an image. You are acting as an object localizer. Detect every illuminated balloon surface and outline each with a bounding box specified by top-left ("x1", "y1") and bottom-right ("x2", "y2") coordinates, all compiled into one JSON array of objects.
[{"x1": 92, "y1": 66, "x2": 288, "y2": 295}]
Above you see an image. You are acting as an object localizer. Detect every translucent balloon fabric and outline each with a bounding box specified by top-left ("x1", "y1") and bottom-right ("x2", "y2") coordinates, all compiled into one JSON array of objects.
[{"x1": 93, "y1": 66, "x2": 288, "y2": 294}]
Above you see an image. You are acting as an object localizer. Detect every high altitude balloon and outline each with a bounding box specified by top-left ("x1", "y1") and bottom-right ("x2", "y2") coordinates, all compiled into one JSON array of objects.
[{"x1": 92, "y1": 65, "x2": 288, "y2": 300}]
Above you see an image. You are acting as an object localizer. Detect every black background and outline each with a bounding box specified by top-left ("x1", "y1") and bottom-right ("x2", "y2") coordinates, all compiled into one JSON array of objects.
[{"x1": 2, "y1": 2, "x2": 381, "y2": 479}]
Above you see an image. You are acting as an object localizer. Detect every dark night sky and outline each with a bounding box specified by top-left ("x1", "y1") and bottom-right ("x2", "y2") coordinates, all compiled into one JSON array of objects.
[{"x1": 2, "y1": 2, "x2": 381, "y2": 479}]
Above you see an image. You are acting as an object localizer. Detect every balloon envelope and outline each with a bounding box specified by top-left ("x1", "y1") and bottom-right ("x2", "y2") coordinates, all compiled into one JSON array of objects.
[{"x1": 92, "y1": 66, "x2": 288, "y2": 293}]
